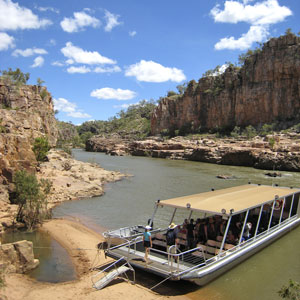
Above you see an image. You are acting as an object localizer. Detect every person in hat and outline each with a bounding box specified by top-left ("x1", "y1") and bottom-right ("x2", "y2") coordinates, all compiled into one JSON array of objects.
[
  {"x1": 166, "y1": 223, "x2": 179, "y2": 263},
  {"x1": 143, "y1": 225, "x2": 152, "y2": 263}
]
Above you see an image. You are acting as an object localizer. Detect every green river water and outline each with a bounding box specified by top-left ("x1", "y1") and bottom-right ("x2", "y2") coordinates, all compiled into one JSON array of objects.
[{"x1": 4, "y1": 149, "x2": 300, "y2": 299}]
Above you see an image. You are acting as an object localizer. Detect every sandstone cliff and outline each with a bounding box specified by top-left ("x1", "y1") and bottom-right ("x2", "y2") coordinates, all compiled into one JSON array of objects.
[
  {"x1": 0, "y1": 80, "x2": 58, "y2": 190},
  {"x1": 151, "y1": 34, "x2": 300, "y2": 135}
]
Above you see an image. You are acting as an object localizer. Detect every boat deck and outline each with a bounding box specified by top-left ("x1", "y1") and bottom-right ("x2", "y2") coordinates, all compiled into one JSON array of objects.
[{"x1": 107, "y1": 242, "x2": 206, "y2": 278}]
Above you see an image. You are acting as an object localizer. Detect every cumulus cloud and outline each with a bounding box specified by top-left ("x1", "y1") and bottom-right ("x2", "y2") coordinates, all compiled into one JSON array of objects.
[
  {"x1": 211, "y1": 0, "x2": 292, "y2": 50},
  {"x1": 31, "y1": 56, "x2": 44, "y2": 68},
  {"x1": 215, "y1": 25, "x2": 269, "y2": 50},
  {"x1": 0, "y1": 0, "x2": 52, "y2": 31},
  {"x1": 94, "y1": 66, "x2": 121, "y2": 73},
  {"x1": 53, "y1": 97, "x2": 91, "y2": 118},
  {"x1": 60, "y1": 11, "x2": 100, "y2": 33},
  {"x1": 90, "y1": 87, "x2": 137, "y2": 100},
  {"x1": 67, "y1": 66, "x2": 91, "y2": 74},
  {"x1": 12, "y1": 47, "x2": 47, "y2": 57},
  {"x1": 104, "y1": 10, "x2": 121, "y2": 32},
  {"x1": 129, "y1": 31, "x2": 137, "y2": 37},
  {"x1": 52, "y1": 61, "x2": 64, "y2": 67},
  {"x1": 0, "y1": 32, "x2": 15, "y2": 50},
  {"x1": 125, "y1": 60, "x2": 186, "y2": 83},
  {"x1": 61, "y1": 42, "x2": 116, "y2": 65}
]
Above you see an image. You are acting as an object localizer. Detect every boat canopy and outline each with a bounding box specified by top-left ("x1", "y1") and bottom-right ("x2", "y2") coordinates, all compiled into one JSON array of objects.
[{"x1": 158, "y1": 184, "x2": 298, "y2": 216}]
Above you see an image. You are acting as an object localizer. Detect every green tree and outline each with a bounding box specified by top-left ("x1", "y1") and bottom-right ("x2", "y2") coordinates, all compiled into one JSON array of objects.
[
  {"x1": 167, "y1": 90, "x2": 177, "y2": 97},
  {"x1": 32, "y1": 137, "x2": 50, "y2": 161},
  {"x1": 230, "y1": 126, "x2": 241, "y2": 138},
  {"x1": 285, "y1": 28, "x2": 293, "y2": 35},
  {"x1": 13, "y1": 170, "x2": 51, "y2": 230},
  {"x1": 278, "y1": 279, "x2": 300, "y2": 300},
  {"x1": 176, "y1": 82, "x2": 187, "y2": 95},
  {"x1": 1, "y1": 68, "x2": 30, "y2": 84},
  {"x1": 37, "y1": 77, "x2": 45, "y2": 87}
]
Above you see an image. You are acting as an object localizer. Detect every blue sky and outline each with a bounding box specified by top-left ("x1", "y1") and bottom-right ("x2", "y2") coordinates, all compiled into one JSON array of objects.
[{"x1": 0, "y1": 0, "x2": 299, "y2": 124}]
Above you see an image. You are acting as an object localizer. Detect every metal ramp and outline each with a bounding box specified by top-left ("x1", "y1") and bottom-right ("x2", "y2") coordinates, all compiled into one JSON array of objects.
[{"x1": 91, "y1": 257, "x2": 135, "y2": 290}]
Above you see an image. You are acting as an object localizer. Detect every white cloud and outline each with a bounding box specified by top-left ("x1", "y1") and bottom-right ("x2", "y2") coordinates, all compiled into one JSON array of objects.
[
  {"x1": 53, "y1": 97, "x2": 91, "y2": 118},
  {"x1": 52, "y1": 61, "x2": 64, "y2": 67},
  {"x1": 104, "y1": 10, "x2": 121, "y2": 32},
  {"x1": 211, "y1": 0, "x2": 292, "y2": 51},
  {"x1": 66, "y1": 65, "x2": 121, "y2": 74},
  {"x1": 91, "y1": 88, "x2": 137, "y2": 100},
  {"x1": 0, "y1": 32, "x2": 15, "y2": 50},
  {"x1": 60, "y1": 11, "x2": 100, "y2": 33},
  {"x1": 125, "y1": 60, "x2": 186, "y2": 83},
  {"x1": 49, "y1": 39, "x2": 56, "y2": 46},
  {"x1": 215, "y1": 25, "x2": 269, "y2": 50},
  {"x1": 211, "y1": 0, "x2": 292, "y2": 25},
  {"x1": 129, "y1": 31, "x2": 136, "y2": 37},
  {"x1": 94, "y1": 66, "x2": 121, "y2": 73},
  {"x1": 12, "y1": 47, "x2": 47, "y2": 57},
  {"x1": 35, "y1": 6, "x2": 59, "y2": 14},
  {"x1": 61, "y1": 42, "x2": 116, "y2": 65},
  {"x1": 31, "y1": 56, "x2": 44, "y2": 68},
  {"x1": 0, "y1": 0, "x2": 52, "y2": 31},
  {"x1": 67, "y1": 66, "x2": 91, "y2": 74}
]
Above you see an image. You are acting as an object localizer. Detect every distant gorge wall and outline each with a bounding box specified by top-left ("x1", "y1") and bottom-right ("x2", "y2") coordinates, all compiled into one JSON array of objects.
[{"x1": 151, "y1": 34, "x2": 300, "y2": 135}]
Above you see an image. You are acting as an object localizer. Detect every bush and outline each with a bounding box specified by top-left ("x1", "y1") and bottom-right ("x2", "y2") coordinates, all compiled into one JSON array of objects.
[
  {"x1": 13, "y1": 170, "x2": 51, "y2": 230},
  {"x1": 278, "y1": 279, "x2": 300, "y2": 299},
  {"x1": 33, "y1": 137, "x2": 50, "y2": 161},
  {"x1": 242, "y1": 125, "x2": 257, "y2": 139},
  {"x1": 230, "y1": 126, "x2": 241, "y2": 138}
]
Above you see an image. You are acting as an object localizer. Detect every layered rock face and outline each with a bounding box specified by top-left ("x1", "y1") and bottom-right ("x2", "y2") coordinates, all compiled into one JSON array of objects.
[
  {"x1": 0, "y1": 80, "x2": 58, "y2": 188},
  {"x1": 86, "y1": 134, "x2": 300, "y2": 171},
  {"x1": 151, "y1": 34, "x2": 300, "y2": 134}
]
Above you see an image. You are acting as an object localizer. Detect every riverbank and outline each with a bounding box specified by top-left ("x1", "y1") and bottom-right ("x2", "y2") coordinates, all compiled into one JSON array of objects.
[
  {"x1": 1, "y1": 218, "x2": 188, "y2": 300},
  {"x1": 86, "y1": 134, "x2": 300, "y2": 172},
  {"x1": 0, "y1": 149, "x2": 126, "y2": 233}
]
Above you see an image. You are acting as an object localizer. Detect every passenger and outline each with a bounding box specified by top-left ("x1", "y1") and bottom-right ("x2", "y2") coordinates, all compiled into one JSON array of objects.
[
  {"x1": 219, "y1": 219, "x2": 227, "y2": 236},
  {"x1": 197, "y1": 219, "x2": 207, "y2": 244},
  {"x1": 226, "y1": 230, "x2": 237, "y2": 245},
  {"x1": 193, "y1": 219, "x2": 201, "y2": 241},
  {"x1": 205, "y1": 217, "x2": 217, "y2": 241},
  {"x1": 143, "y1": 225, "x2": 152, "y2": 263},
  {"x1": 187, "y1": 219, "x2": 195, "y2": 249},
  {"x1": 182, "y1": 219, "x2": 188, "y2": 231},
  {"x1": 242, "y1": 222, "x2": 252, "y2": 241},
  {"x1": 166, "y1": 223, "x2": 179, "y2": 263}
]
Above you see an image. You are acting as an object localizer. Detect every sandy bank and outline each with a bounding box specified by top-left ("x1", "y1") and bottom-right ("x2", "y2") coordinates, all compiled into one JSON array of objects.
[{"x1": 1, "y1": 218, "x2": 190, "y2": 300}]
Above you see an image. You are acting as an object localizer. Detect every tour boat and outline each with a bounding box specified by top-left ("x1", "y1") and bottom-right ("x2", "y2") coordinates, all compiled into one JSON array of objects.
[{"x1": 102, "y1": 184, "x2": 300, "y2": 287}]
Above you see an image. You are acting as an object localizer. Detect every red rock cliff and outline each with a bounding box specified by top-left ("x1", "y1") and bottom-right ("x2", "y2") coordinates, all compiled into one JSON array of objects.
[{"x1": 151, "y1": 34, "x2": 300, "y2": 135}]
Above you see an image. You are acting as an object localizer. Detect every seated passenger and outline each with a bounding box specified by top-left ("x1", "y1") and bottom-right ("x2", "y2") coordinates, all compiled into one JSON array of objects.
[
  {"x1": 205, "y1": 217, "x2": 217, "y2": 241},
  {"x1": 226, "y1": 230, "x2": 238, "y2": 245}
]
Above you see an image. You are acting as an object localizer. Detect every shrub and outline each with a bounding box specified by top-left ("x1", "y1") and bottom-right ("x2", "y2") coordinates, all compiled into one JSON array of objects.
[
  {"x1": 242, "y1": 125, "x2": 257, "y2": 139},
  {"x1": 268, "y1": 137, "x2": 276, "y2": 149},
  {"x1": 13, "y1": 170, "x2": 51, "y2": 230},
  {"x1": 278, "y1": 279, "x2": 300, "y2": 299},
  {"x1": 230, "y1": 126, "x2": 241, "y2": 138},
  {"x1": 33, "y1": 137, "x2": 50, "y2": 161}
]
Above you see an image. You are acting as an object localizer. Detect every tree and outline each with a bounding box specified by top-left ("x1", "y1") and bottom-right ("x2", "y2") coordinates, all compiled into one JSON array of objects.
[
  {"x1": 37, "y1": 77, "x2": 45, "y2": 87},
  {"x1": 278, "y1": 279, "x2": 300, "y2": 299},
  {"x1": 285, "y1": 28, "x2": 293, "y2": 35},
  {"x1": 167, "y1": 90, "x2": 177, "y2": 97},
  {"x1": 32, "y1": 137, "x2": 50, "y2": 161},
  {"x1": 176, "y1": 82, "x2": 187, "y2": 95},
  {"x1": 13, "y1": 170, "x2": 51, "y2": 230},
  {"x1": 1, "y1": 68, "x2": 30, "y2": 84},
  {"x1": 242, "y1": 125, "x2": 257, "y2": 139}
]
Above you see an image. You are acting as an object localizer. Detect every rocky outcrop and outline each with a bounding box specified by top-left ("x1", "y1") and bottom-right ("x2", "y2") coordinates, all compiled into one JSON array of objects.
[
  {"x1": 0, "y1": 80, "x2": 58, "y2": 186},
  {"x1": 0, "y1": 240, "x2": 39, "y2": 273},
  {"x1": 86, "y1": 134, "x2": 300, "y2": 171},
  {"x1": 151, "y1": 34, "x2": 300, "y2": 135}
]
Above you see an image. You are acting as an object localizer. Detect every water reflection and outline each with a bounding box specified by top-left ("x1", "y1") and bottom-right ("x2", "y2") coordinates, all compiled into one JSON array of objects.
[{"x1": 3, "y1": 230, "x2": 76, "y2": 283}]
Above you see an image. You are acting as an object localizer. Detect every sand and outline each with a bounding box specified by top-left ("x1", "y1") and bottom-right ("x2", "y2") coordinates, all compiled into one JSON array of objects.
[{"x1": 1, "y1": 218, "x2": 190, "y2": 300}]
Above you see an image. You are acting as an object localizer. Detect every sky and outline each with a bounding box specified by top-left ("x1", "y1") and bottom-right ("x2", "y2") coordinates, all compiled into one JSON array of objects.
[{"x1": 0, "y1": 0, "x2": 299, "y2": 124}]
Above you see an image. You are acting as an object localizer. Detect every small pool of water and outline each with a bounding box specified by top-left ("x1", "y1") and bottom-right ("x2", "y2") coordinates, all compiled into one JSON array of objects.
[{"x1": 2, "y1": 230, "x2": 77, "y2": 283}]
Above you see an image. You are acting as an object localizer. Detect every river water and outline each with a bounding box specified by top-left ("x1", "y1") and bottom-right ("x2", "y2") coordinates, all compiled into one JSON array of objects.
[
  {"x1": 54, "y1": 149, "x2": 300, "y2": 299},
  {"x1": 4, "y1": 149, "x2": 300, "y2": 298}
]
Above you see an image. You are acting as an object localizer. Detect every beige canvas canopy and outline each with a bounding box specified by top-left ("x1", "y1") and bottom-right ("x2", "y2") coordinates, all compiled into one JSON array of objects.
[{"x1": 158, "y1": 184, "x2": 297, "y2": 216}]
